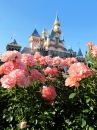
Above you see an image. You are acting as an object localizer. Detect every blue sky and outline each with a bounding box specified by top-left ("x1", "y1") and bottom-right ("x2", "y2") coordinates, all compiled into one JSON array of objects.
[{"x1": 0, "y1": 0, "x2": 97, "y2": 55}]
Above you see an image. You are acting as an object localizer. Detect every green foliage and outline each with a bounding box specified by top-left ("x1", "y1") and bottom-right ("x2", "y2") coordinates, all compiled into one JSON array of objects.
[{"x1": 1, "y1": 72, "x2": 97, "y2": 130}]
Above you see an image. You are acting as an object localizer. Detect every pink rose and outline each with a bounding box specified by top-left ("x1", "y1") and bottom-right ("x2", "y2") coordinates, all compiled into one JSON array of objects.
[
  {"x1": 68, "y1": 62, "x2": 93, "y2": 80},
  {"x1": 61, "y1": 58, "x2": 78, "y2": 66},
  {"x1": 42, "y1": 86, "x2": 56, "y2": 101},
  {"x1": 0, "y1": 75, "x2": 16, "y2": 88},
  {"x1": 2, "y1": 61, "x2": 14, "y2": 74},
  {"x1": 43, "y1": 67, "x2": 58, "y2": 76},
  {"x1": 20, "y1": 121, "x2": 27, "y2": 129},
  {"x1": 21, "y1": 53, "x2": 36, "y2": 66},
  {"x1": 52, "y1": 56, "x2": 62, "y2": 65},
  {"x1": 86, "y1": 42, "x2": 94, "y2": 47},
  {"x1": 1, "y1": 50, "x2": 21, "y2": 62},
  {"x1": 65, "y1": 76, "x2": 80, "y2": 87},
  {"x1": 29, "y1": 69, "x2": 45, "y2": 83},
  {"x1": 91, "y1": 46, "x2": 97, "y2": 58}
]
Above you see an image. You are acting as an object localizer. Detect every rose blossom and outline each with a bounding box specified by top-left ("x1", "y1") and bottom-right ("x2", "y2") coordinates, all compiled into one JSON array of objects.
[
  {"x1": 52, "y1": 56, "x2": 62, "y2": 66},
  {"x1": 2, "y1": 61, "x2": 14, "y2": 74},
  {"x1": 33, "y1": 54, "x2": 42, "y2": 63},
  {"x1": 43, "y1": 67, "x2": 58, "y2": 76},
  {"x1": 0, "y1": 75, "x2": 16, "y2": 88},
  {"x1": 34, "y1": 54, "x2": 41, "y2": 60},
  {"x1": 44, "y1": 56, "x2": 52, "y2": 65},
  {"x1": 61, "y1": 58, "x2": 78, "y2": 66},
  {"x1": 9, "y1": 69, "x2": 30, "y2": 87},
  {"x1": 86, "y1": 42, "x2": 94, "y2": 47},
  {"x1": 9, "y1": 69, "x2": 25, "y2": 80},
  {"x1": 68, "y1": 62, "x2": 93, "y2": 80},
  {"x1": 21, "y1": 53, "x2": 36, "y2": 66},
  {"x1": 20, "y1": 121, "x2": 27, "y2": 129},
  {"x1": 13, "y1": 61, "x2": 28, "y2": 75},
  {"x1": 42, "y1": 86, "x2": 56, "y2": 101},
  {"x1": 0, "y1": 50, "x2": 21, "y2": 62},
  {"x1": 91, "y1": 46, "x2": 97, "y2": 58},
  {"x1": 29, "y1": 69, "x2": 45, "y2": 83},
  {"x1": 38, "y1": 56, "x2": 47, "y2": 65},
  {"x1": 65, "y1": 76, "x2": 80, "y2": 87},
  {"x1": 16, "y1": 77, "x2": 30, "y2": 87}
]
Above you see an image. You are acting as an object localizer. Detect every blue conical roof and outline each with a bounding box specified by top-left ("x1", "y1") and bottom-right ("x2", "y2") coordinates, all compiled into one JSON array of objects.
[
  {"x1": 31, "y1": 28, "x2": 40, "y2": 37},
  {"x1": 43, "y1": 28, "x2": 46, "y2": 31},
  {"x1": 77, "y1": 48, "x2": 83, "y2": 56},
  {"x1": 11, "y1": 39, "x2": 18, "y2": 45},
  {"x1": 47, "y1": 29, "x2": 55, "y2": 39},
  {"x1": 55, "y1": 13, "x2": 59, "y2": 21}
]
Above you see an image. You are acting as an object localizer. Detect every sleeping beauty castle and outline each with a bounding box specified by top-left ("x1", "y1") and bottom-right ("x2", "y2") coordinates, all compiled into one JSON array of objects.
[{"x1": 6, "y1": 13, "x2": 84, "y2": 61}]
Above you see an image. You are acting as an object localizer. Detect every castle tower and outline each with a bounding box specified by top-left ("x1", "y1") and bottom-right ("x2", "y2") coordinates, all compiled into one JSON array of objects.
[
  {"x1": 77, "y1": 47, "x2": 84, "y2": 62},
  {"x1": 53, "y1": 13, "x2": 61, "y2": 37},
  {"x1": 6, "y1": 39, "x2": 21, "y2": 52},
  {"x1": 29, "y1": 28, "x2": 40, "y2": 51},
  {"x1": 43, "y1": 33, "x2": 50, "y2": 50},
  {"x1": 42, "y1": 28, "x2": 46, "y2": 39}
]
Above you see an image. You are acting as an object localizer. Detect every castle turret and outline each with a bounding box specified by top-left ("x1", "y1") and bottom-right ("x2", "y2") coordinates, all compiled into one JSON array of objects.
[
  {"x1": 42, "y1": 28, "x2": 46, "y2": 39},
  {"x1": 6, "y1": 39, "x2": 21, "y2": 52},
  {"x1": 77, "y1": 48, "x2": 84, "y2": 62},
  {"x1": 29, "y1": 28, "x2": 40, "y2": 51},
  {"x1": 53, "y1": 13, "x2": 61, "y2": 36}
]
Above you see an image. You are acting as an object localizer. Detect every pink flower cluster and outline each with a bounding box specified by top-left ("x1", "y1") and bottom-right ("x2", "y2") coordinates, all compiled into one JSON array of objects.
[
  {"x1": 0, "y1": 49, "x2": 94, "y2": 89},
  {"x1": 0, "y1": 69, "x2": 30, "y2": 88},
  {"x1": 33, "y1": 54, "x2": 52, "y2": 65},
  {"x1": 0, "y1": 50, "x2": 21, "y2": 62},
  {"x1": 43, "y1": 67, "x2": 58, "y2": 76},
  {"x1": 41, "y1": 86, "x2": 56, "y2": 104},
  {"x1": 0, "y1": 51, "x2": 46, "y2": 88},
  {"x1": 28, "y1": 69, "x2": 45, "y2": 83},
  {"x1": 21, "y1": 53, "x2": 36, "y2": 66},
  {"x1": 61, "y1": 57, "x2": 78, "y2": 66},
  {"x1": 86, "y1": 42, "x2": 94, "y2": 47},
  {"x1": 86, "y1": 42, "x2": 97, "y2": 58},
  {"x1": 91, "y1": 46, "x2": 97, "y2": 58},
  {"x1": 65, "y1": 62, "x2": 93, "y2": 87}
]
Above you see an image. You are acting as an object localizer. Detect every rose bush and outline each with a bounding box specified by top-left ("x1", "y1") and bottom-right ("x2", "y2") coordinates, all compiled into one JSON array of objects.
[{"x1": 0, "y1": 43, "x2": 97, "y2": 129}]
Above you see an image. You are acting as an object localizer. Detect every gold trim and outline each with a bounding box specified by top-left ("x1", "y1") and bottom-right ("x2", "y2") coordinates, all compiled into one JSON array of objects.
[{"x1": 54, "y1": 21, "x2": 60, "y2": 26}]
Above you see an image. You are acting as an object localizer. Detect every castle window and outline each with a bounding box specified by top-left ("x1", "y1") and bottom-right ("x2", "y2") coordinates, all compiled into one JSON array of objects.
[{"x1": 55, "y1": 37, "x2": 59, "y2": 44}]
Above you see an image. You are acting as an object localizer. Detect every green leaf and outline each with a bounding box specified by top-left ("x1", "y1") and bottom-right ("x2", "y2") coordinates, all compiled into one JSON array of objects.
[
  {"x1": 89, "y1": 126, "x2": 94, "y2": 130},
  {"x1": 86, "y1": 97, "x2": 91, "y2": 103},
  {"x1": 69, "y1": 93, "x2": 76, "y2": 99},
  {"x1": 82, "y1": 109, "x2": 90, "y2": 113},
  {"x1": 81, "y1": 119, "x2": 86, "y2": 128}
]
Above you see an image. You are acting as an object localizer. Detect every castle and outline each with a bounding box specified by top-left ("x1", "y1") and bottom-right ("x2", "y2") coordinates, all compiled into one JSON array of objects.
[{"x1": 6, "y1": 13, "x2": 84, "y2": 61}]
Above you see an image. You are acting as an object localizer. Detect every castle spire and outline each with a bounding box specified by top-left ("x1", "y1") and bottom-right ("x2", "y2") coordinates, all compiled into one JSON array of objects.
[
  {"x1": 53, "y1": 12, "x2": 61, "y2": 34},
  {"x1": 55, "y1": 12, "x2": 59, "y2": 21},
  {"x1": 77, "y1": 47, "x2": 83, "y2": 56}
]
